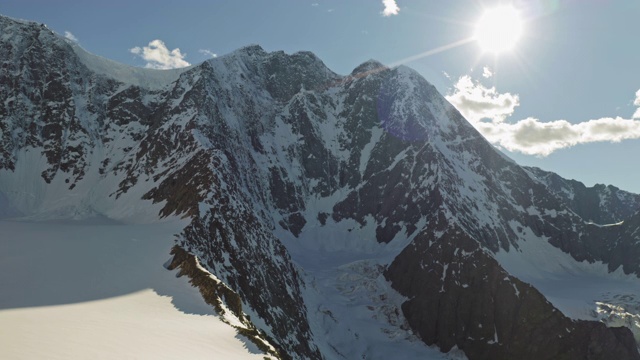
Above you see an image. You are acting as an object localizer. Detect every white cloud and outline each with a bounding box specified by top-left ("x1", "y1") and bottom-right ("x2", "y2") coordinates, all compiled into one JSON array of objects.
[
  {"x1": 311, "y1": 3, "x2": 319, "y2": 6},
  {"x1": 447, "y1": 78, "x2": 640, "y2": 156},
  {"x1": 64, "y1": 31, "x2": 78, "y2": 43},
  {"x1": 198, "y1": 49, "x2": 217, "y2": 58},
  {"x1": 482, "y1": 66, "x2": 493, "y2": 78},
  {"x1": 634, "y1": 89, "x2": 640, "y2": 119},
  {"x1": 382, "y1": 0, "x2": 400, "y2": 16},
  {"x1": 477, "y1": 117, "x2": 640, "y2": 156},
  {"x1": 130, "y1": 40, "x2": 190, "y2": 70},
  {"x1": 446, "y1": 75, "x2": 519, "y2": 123}
]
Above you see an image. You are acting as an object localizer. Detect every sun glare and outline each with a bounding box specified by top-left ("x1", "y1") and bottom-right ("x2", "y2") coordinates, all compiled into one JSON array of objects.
[{"x1": 475, "y1": 5, "x2": 524, "y2": 54}]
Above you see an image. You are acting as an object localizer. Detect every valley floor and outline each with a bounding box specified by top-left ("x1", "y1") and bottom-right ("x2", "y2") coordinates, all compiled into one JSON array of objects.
[{"x1": 2, "y1": 215, "x2": 638, "y2": 359}]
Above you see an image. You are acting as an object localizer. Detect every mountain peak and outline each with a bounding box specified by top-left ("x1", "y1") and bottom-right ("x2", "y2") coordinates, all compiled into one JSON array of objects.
[
  {"x1": 350, "y1": 59, "x2": 387, "y2": 77},
  {"x1": 0, "y1": 13, "x2": 39, "y2": 27},
  {"x1": 0, "y1": 13, "x2": 57, "y2": 41},
  {"x1": 235, "y1": 43, "x2": 267, "y2": 56}
]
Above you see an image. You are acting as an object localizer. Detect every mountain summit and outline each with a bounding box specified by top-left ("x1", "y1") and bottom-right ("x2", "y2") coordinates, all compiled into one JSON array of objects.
[{"x1": 1, "y1": 14, "x2": 640, "y2": 359}]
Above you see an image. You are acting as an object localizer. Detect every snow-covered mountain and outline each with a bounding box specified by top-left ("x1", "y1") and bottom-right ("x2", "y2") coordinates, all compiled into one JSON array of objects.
[{"x1": 2, "y1": 14, "x2": 640, "y2": 359}]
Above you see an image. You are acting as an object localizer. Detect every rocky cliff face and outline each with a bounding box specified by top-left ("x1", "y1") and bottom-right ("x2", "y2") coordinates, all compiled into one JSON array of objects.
[
  {"x1": 2, "y1": 14, "x2": 640, "y2": 360},
  {"x1": 526, "y1": 166, "x2": 640, "y2": 224},
  {"x1": 387, "y1": 215, "x2": 639, "y2": 359}
]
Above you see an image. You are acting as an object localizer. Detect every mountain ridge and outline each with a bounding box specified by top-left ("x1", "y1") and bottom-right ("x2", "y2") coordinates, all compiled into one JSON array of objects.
[{"x1": 1, "y1": 14, "x2": 640, "y2": 359}]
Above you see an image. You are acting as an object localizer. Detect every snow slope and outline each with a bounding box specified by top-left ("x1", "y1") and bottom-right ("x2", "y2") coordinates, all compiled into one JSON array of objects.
[
  {"x1": 0, "y1": 218, "x2": 270, "y2": 360},
  {"x1": 69, "y1": 41, "x2": 189, "y2": 90},
  {"x1": 495, "y1": 224, "x2": 640, "y2": 344}
]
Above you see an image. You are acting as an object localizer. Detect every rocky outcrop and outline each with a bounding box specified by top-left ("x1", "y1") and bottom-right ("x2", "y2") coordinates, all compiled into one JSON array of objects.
[
  {"x1": 166, "y1": 245, "x2": 283, "y2": 359},
  {"x1": 386, "y1": 214, "x2": 639, "y2": 359},
  {"x1": 526, "y1": 166, "x2": 640, "y2": 224},
  {"x1": 178, "y1": 202, "x2": 322, "y2": 359}
]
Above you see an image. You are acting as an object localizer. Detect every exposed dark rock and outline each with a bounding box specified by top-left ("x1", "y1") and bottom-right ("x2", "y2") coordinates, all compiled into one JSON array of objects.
[
  {"x1": 386, "y1": 215, "x2": 640, "y2": 360},
  {"x1": 527, "y1": 166, "x2": 640, "y2": 224},
  {"x1": 179, "y1": 211, "x2": 322, "y2": 360},
  {"x1": 142, "y1": 150, "x2": 214, "y2": 218},
  {"x1": 166, "y1": 245, "x2": 285, "y2": 360}
]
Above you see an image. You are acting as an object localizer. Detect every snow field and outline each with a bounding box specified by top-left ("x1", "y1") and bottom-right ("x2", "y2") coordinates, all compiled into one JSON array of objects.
[
  {"x1": 0, "y1": 219, "x2": 270, "y2": 360},
  {"x1": 495, "y1": 220, "x2": 640, "y2": 344}
]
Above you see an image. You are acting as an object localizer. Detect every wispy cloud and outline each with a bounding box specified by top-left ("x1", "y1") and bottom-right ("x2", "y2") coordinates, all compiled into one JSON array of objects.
[
  {"x1": 447, "y1": 76, "x2": 640, "y2": 156},
  {"x1": 382, "y1": 0, "x2": 400, "y2": 16},
  {"x1": 311, "y1": 2, "x2": 319, "y2": 6},
  {"x1": 130, "y1": 40, "x2": 190, "y2": 70},
  {"x1": 198, "y1": 49, "x2": 217, "y2": 58},
  {"x1": 64, "y1": 31, "x2": 78, "y2": 43}
]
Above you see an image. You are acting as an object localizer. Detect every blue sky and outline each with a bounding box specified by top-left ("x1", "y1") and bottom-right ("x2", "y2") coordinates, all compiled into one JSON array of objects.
[{"x1": 2, "y1": 0, "x2": 639, "y2": 192}]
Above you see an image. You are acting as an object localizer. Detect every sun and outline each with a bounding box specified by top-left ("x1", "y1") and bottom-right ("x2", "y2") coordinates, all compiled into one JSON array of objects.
[{"x1": 474, "y1": 5, "x2": 524, "y2": 54}]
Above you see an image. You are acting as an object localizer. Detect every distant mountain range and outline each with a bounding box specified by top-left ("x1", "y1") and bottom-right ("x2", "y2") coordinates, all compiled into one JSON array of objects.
[{"x1": 1, "y1": 14, "x2": 639, "y2": 359}]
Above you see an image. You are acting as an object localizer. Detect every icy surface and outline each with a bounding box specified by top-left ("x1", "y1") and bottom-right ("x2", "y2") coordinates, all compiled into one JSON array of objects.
[
  {"x1": 277, "y1": 219, "x2": 466, "y2": 360},
  {"x1": 0, "y1": 190, "x2": 21, "y2": 219},
  {"x1": 0, "y1": 219, "x2": 269, "y2": 360},
  {"x1": 0, "y1": 148, "x2": 168, "y2": 224},
  {"x1": 594, "y1": 294, "x2": 640, "y2": 344},
  {"x1": 299, "y1": 257, "x2": 467, "y2": 360}
]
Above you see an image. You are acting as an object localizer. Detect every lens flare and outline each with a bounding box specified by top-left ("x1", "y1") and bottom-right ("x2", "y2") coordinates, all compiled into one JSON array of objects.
[{"x1": 475, "y1": 5, "x2": 524, "y2": 54}]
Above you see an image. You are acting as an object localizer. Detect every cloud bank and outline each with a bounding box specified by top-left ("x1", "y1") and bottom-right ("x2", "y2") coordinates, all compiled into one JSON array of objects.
[
  {"x1": 130, "y1": 40, "x2": 191, "y2": 70},
  {"x1": 382, "y1": 0, "x2": 400, "y2": 16},
  {"x1": 446, "y1": 76, "x2": 640, "y2": 156},
  {"x1": 474, "y1": 116, "x2": 640, "y2": 156}
]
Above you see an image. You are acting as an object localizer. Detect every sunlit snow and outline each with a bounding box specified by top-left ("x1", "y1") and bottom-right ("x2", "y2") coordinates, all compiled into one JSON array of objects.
[{"x1": 0, "y1": 219, "x2": 268, "y2": 360}]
